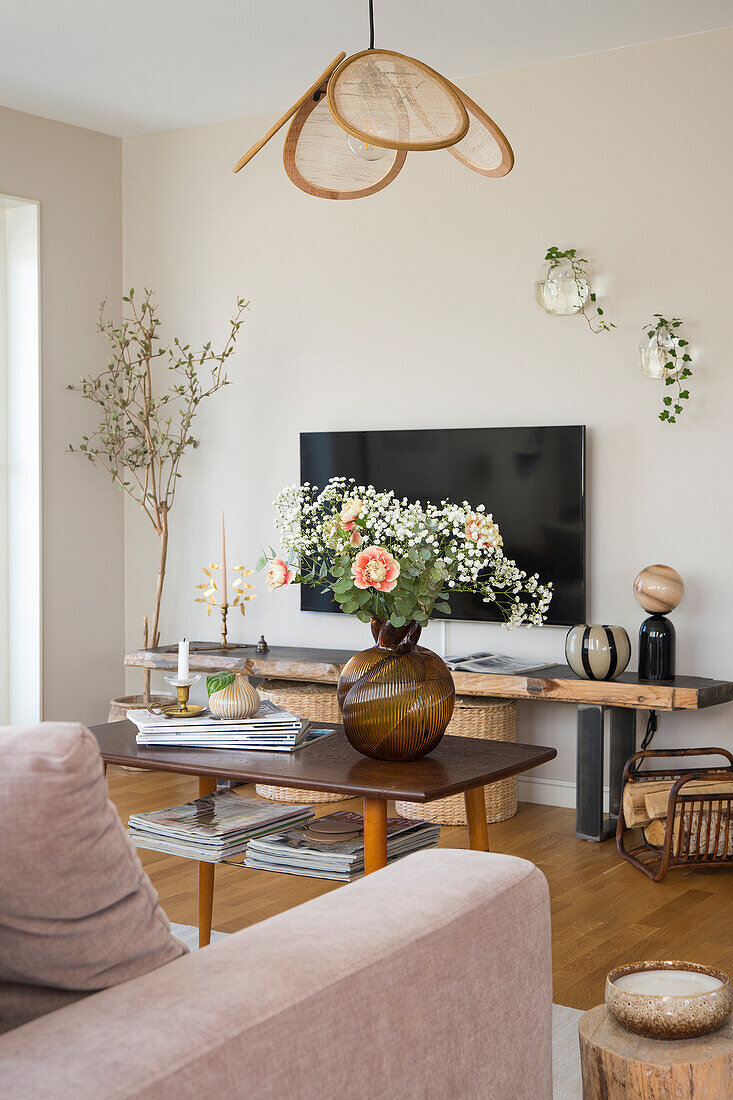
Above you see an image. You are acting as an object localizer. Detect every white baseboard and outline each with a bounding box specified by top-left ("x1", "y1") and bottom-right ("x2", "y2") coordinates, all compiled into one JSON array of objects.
[{"x1": 517, "y1": 775, "x2": 610, "y2": 813}]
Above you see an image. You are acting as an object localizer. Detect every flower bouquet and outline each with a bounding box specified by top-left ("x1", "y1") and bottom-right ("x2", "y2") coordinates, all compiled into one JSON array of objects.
[{"x1": 260, "y1": 477, "x2": 552, "y2": 761}]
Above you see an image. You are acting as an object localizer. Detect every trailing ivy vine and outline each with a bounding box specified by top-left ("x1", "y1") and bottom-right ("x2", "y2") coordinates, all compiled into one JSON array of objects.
[
  {"x1": 543, "y1": 246, "x2": 615, "y2": 333},
  {"x1": 643, "y1": 315, "x2": 692, "y2": 424}
]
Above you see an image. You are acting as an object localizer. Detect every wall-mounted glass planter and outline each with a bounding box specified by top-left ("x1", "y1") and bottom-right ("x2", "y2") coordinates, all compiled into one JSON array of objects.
[
  {"x1": 638, "y1": 326, "x2": 682, "y2": 379},
  {"x1": 535, "y1": 258, "x2": 590, "y2": 316}
]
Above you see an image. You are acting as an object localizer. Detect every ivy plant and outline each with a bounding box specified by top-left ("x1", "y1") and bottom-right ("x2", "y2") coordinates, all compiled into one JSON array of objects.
[
  {"x1": 644, "y1": 315, "x2": 692, "y2": 424},
  {"x1": 543, "y1": 246, "x2": 615, "y2": 334}
]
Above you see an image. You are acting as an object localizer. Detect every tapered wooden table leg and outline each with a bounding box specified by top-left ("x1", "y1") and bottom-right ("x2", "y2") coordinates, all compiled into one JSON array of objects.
[
  {"x1": 198, "y1": 776, "x2": 218, "y2": 948},
  {"x1": 465, "y1": 785, "x2": 489, "y2": 852},
  {"x1": 363, "y1": 796, "x2": 388, "y2": 874}
]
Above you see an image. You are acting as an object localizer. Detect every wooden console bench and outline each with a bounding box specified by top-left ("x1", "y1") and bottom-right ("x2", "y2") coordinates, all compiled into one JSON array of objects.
[{"x1": 125, "y1": 643, "x2": 733, "y2": 843}]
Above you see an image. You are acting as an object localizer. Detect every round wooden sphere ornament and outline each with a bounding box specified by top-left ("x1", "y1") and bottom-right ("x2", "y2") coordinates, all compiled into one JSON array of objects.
[{"x1": 633, "y1": 565, "x2": 684, "y2": 615}]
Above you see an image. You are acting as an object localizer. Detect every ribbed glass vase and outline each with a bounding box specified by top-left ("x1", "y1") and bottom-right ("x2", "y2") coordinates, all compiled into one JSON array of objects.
[{"x1": 336, "y1": 618, "x2": 455, "y2": 762}]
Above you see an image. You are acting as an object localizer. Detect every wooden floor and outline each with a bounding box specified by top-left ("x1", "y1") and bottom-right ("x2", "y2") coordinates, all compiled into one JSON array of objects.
[{"x1": 108, "y1": 766, "x2": 733, "y2": 1011}]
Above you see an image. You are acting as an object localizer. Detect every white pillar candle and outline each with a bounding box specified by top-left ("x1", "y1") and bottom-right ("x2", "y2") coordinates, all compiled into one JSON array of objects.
[
  {"x1": 614, "y1": 969, "x2": 723, "y2": 996},
  {"x1": 178, "y1": 637, "x2": 189, "y2": 681},
  {"x1": 221, "y1": 509, "x2": 228, "y2": 606}
]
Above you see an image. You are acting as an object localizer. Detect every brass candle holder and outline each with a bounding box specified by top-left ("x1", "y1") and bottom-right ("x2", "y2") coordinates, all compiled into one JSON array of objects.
[
  {"x1": 161, "y1": 675, "x2": 205, "y2": 718},
  {"x1": 195, "y1": 562, "x2": 256, "y2": 651}
]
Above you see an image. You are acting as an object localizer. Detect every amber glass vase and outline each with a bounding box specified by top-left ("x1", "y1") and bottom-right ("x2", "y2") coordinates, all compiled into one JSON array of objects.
[{"x1": 336, "y1": 618, "x2": 455, "y2": 762}]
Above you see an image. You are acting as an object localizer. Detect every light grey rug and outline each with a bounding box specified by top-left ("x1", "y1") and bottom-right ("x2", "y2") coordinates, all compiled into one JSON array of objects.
[
  {"x1": 169, "y1": 923, "x2": 583, "y2": 1097},
  {"x1": 169, "y1": 922, "x2": 229, "y2": 950},
  {"x1": 552, "y1": 1004, "x2": 583, "y2": 1099}
]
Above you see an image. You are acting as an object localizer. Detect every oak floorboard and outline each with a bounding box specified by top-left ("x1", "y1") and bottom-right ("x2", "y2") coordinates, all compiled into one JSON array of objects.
[{"x1": 107, "y1": 766, "x2": 733, "y2": 1011}]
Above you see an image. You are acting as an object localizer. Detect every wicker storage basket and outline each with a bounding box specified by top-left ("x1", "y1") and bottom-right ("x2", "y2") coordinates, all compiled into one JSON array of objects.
[
  {"x1": 255, "y1": 679, "x2": 348, "y2": 804},
  {"x1": 395, "y1": 696, "x2": 518, "y2": 825}
]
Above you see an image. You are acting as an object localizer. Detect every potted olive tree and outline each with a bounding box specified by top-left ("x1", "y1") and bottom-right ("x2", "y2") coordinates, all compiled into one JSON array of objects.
[{"x1": 69, "y1": 288, "x2": 248, "y2": 715}]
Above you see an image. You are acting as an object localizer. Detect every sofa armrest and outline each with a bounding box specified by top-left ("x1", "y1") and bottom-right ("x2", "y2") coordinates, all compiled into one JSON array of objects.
[{"x1": 1, "y1": 850, "x2": 552, "y2": 1100}]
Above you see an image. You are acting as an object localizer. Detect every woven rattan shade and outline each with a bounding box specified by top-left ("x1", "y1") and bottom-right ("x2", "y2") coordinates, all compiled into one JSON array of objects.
[
  {"x1": 283, "y1": 93, "x2": 406, "y2": 200},
  {"x1": 232, "y1": 52, "x2": 346, "y2": 173},
  {"x1": 327, "y1": 49, "x2": 469, "y2": 151},
  {"x1": 447, "y1": 87, "x2": 514, "y2": 178},
  {"x1": 255, "y1": 679, "x2": 348, "y2": 804},
  {"x1": 395, "y1": 697, "x2": 518, "y2": 825}
]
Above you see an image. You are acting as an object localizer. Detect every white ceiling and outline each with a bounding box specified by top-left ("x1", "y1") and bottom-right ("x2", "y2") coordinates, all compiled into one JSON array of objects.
[{"x1": 1, "y1": 1, "x2": 731, "y2": 137}]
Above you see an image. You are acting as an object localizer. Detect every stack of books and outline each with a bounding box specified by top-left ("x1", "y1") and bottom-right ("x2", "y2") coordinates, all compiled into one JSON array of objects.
[
  {"x1": 129, "y1": 699, "x2": 328, "y2": 753},
  {"x1": 128, "y1": 789, "x2": 314, "y2": 862},
  {"x1": 241, "y1": 811, "x2": 441, "y2": 882}
]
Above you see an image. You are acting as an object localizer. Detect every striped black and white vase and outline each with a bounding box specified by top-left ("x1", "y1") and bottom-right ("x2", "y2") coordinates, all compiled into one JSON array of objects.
[{"x1": 565, "y1": 624, "x2": 631, "y2": 682}]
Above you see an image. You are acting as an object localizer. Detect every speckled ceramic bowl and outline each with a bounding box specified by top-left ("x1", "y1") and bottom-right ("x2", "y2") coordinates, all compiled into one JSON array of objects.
[{"x1": 606, "y1": 961, "x2": 732, "y2": 1039}]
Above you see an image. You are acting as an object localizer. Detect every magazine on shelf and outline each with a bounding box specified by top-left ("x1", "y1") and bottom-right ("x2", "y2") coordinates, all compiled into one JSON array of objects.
[
  {"x1": 129, "y1": 698, "x2": 302, "y2": 733},
  {"x1": 134, "y1": 719, "x2": 309, "y2": 746},
  {"x1": 127, "y1": 789, "x2": 314, "y2": 862},
  {"x1": 444, "y1": 652, "x2": 551, "y2": 675},
  {"x1": 134, "y1": 724, "x2": 335, "y2": 754},
  {"x1": 240, "y1": 811, "x2": 440, "y2": 881}
]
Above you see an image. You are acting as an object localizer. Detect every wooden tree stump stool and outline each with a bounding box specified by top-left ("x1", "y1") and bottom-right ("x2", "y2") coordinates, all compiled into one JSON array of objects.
[{"x1": 579, "y1": 1005, "x2": 733, "y2": 1098}]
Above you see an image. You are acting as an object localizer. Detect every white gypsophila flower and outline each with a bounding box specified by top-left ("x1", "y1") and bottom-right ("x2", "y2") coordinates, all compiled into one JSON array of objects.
[{"x1": 269, "y1": 477, "x2": 553, "y2": 628}]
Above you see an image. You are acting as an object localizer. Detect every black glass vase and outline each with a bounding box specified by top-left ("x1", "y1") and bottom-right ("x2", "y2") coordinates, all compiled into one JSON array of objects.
[{"x1": 638, "y1": 614, "x2": 675, "y2": 681}]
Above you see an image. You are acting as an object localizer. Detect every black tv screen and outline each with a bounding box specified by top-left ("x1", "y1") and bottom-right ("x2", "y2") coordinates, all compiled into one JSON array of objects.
[{"x1": 299, "y1": 425, "x2": 585, "y2": 627}]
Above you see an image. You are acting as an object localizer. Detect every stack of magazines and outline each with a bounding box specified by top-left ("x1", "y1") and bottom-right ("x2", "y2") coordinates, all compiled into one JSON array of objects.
[
  {"x1": 241, "y1": 811, "x2": 441, "y2": 882},
  {"x1": 130, "y1": 699, "x2": 319, "y2": 752},
  {"x1": 128, "y1": 789, "x2": 315, "y2": 862}
]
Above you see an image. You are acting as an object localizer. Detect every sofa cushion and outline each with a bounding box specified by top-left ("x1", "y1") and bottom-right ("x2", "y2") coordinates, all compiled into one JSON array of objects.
[{"x1": 0, "y1": 722, "x2": 186, "y2": 1032}]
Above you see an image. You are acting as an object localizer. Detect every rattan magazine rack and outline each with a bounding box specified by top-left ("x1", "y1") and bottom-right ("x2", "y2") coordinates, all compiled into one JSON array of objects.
[{"x1": 617, "y1": 747, "x2": 733, "y2": 881}]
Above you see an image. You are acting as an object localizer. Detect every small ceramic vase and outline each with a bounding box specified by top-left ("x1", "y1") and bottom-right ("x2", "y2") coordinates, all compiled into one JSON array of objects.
[
  {"x1": 208, "y1": 674, "x2": 260, "y2": 719},
  {"x1": 565, "y1": 624, "x2": 631, "y2": 681}
]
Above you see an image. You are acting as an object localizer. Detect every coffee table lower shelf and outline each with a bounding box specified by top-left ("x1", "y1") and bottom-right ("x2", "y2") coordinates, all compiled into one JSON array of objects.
[
  {"x1": 92, "y1": 719, "x2": 556, "y2": 948},
  {"x1": 157, "y1": 776, "x2": 491, "y2": 949}
]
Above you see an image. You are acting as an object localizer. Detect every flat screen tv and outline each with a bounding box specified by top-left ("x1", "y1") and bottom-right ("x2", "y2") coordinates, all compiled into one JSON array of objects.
[{"x1": 299, "y1": 425, "x2": 585, "y2": 627}]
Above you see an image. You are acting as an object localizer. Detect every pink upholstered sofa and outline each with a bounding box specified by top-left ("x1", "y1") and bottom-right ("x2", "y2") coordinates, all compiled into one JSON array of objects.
[{"x1": 0, "y1": 723, "x2": 553, "y2": 1099}]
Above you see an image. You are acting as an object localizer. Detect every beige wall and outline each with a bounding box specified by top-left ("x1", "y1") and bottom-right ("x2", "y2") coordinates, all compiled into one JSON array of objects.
[
  {"x1": 0, "y1": 105, "x2": 124, "y2": 724},
  {"x1": 122, "y1": 29, "x2": 733, "y2": 799}
]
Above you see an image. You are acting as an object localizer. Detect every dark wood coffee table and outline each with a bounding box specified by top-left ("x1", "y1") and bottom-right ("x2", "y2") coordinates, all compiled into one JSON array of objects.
[{"x1": 92, "y1": 720, "x2": 556, "y2": 946}]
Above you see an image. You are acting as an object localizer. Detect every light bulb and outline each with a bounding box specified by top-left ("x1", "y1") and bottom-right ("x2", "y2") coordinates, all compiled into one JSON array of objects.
[
  {"x1": 347, "y1": 115, "x2": 387, "y2": 161},
  {"x1": 347, "y1": 134, "x2": 387, "y2": 161}
]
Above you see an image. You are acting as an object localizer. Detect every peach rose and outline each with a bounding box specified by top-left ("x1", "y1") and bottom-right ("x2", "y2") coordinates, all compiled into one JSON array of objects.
[
  {"x1": 266, "y1": 557, "x2": 296, "y2": 590},
  {"x1": 349, "y1": 529, "x2": 363, "y2": 548},
  {"x1": 465, "y1": 513, "x2": 503, "y2": 551},
  {"x1": 351, "y1": 546, "x2": 400, "y2": 592},
  {"x1": 339, "y1": 498, "x2": 363, "y2": 531}
]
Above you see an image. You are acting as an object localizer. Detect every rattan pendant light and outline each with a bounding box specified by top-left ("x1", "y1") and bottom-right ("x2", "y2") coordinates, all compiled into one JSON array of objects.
[
  {"x1": 233, "y1": 1, "x2": 514, "y2": 199},
  {"x1": 283, "y1": 94, "x2": 407, "y2": 200}
]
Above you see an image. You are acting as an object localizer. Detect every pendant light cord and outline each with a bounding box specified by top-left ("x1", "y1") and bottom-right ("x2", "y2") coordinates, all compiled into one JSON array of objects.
[{"x1": 368, "y1": 0, "x2": 375, "y2": 48}]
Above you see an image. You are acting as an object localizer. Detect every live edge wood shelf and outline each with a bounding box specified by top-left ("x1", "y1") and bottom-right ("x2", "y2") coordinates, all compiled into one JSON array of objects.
[{"x1": 125, "y1": 644, "x2": 733, "y2": 843}]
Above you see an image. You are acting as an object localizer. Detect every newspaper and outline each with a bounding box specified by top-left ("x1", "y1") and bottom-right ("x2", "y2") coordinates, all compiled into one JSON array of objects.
[{"x1": 444, "y1": 652, "x2": 551, "y2": 674}]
